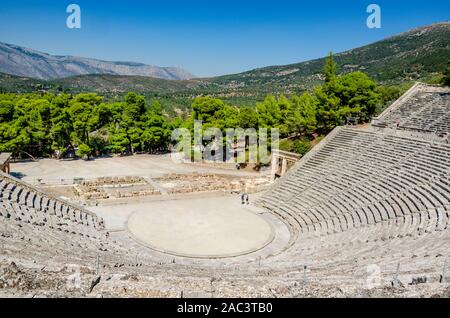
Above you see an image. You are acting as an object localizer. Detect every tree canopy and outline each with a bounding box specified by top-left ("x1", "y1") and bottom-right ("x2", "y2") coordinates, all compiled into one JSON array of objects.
[
  {"x1": 0, "y1": 92, "x2": 174, "y2": 158},
  {"x1": 0, "y1": 53, "x2": 383, "y2": 159}
]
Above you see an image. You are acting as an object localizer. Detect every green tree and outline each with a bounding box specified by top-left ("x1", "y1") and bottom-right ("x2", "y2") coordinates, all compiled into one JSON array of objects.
[
  {"x1": 315, "y1": 53, "x2": 380, "y2": 132},
  {"x1": 76, "y1": 143, "x2": 91, "y2": 160},
  {"x1": 287, "y1": 92, "x2": 318, "y2": 136},
  {"x1": 214, "y1": 104, "x2": 239, "y2": 131},
  {"x1": 334, "y1": 72, "x2": 380, "y2": 121},
  {"x1": 108, "y1": 129, "x2": 129, "y2": 154},
  {"x1": 50, "y1": 106, "x2": 73, "y2": 156},
  {"x1": 149, "y1": 100, "x2": 164, "y2": 116},
  {"x1": 0, "y1": 100, "x2": 14, "y2": 122},
  {"x1": 324, "y1": 52, "x2": 337, "y2": 85},
  {"x1": 191, "y1": 96, "x2": 225, "y2": 123},
  {"x1": 238, "y1": 106, "x2": 258, "y2": 129},
  {"x1": 293, "y1": 139, "x2": 312, "y2": 156},
  {"x1": 444, "y1": 60, "x2": 450, "y2": 86},
  {"x1": 315, "y1": 84, "x2": 343, "y2": 133},
  {"x1": 256, "y1": 95, "x2": 282, "y2": 131},
  {"x1": 0, "y1": 91, "x2": 176, "y2": 158},
  {"x1": 124, "y1": 92, "x2": 146, "y2": 121},
  {"x1": 69, "y1": 93, "x2": 103, "y2": 146}
]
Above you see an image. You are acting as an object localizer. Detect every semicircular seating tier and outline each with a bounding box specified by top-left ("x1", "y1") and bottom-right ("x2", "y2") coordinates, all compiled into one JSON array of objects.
[
  {"x1": 372, "y1": 83, "x2": 450, "y2": 135},
  {"x1": 257, "y1": 126, "x2": 450, "y2": 248},
  {"x1": 0, "y1": 171, "x2": 105, "y2": 238}
]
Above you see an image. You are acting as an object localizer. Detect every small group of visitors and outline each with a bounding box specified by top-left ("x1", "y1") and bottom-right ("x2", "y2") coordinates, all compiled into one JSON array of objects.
[{"x1": 240, "y1": 193, "x2": 250, "y2": 205}]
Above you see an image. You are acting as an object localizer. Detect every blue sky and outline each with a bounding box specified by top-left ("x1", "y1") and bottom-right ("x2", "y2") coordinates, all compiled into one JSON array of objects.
[{"x1": 0, "y1": 0, "x2": 449, "y2": 77}]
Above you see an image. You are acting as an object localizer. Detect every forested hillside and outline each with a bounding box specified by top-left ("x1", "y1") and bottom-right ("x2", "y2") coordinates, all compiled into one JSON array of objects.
[
  {"x1": 0, "y1": 54, "x2": 406, "y2": 160},
  {"x1": 1, "y1": 22, "x2": 448, "y2": 111}
]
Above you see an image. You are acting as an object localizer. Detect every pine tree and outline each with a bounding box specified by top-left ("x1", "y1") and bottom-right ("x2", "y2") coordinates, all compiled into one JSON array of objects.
[{"x1": 324, "y1": 52, "x2": 336, "y2": 85}]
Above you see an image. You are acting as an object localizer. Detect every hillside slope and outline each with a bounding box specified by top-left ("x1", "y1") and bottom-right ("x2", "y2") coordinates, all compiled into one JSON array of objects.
[
  {"x1": 0, "y1": 42, "x2": 193, "y2": 80},
  {"x1": 0, "y1": 22, "x2": 448, "y2": 102},
  {"x1": 207, "y1": 22, "x2": 450, "y2": 94}
]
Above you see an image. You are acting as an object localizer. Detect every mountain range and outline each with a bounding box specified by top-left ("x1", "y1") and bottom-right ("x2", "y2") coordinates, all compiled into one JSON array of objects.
[
  {"x1": 0, "y1": 22, "x2": 449, "y2": 107},
  {"x1": 0, "y1": 42, "x2": 193, "y2": 80}
]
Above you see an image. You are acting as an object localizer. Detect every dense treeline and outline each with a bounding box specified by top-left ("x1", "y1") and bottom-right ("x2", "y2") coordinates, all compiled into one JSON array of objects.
[
  {"x1": 0, "y1": 54, "x2": 425, "y2": 159},
  {"x1": 181, "y1": 54, "x2": 382, "y2": 155},
  {"x1": 0, "y1": 92, "x2": 174, "y2": 159}
]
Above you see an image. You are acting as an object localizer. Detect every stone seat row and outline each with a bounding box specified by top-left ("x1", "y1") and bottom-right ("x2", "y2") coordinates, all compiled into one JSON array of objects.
[
  {"x1": 0, "y1": 173, "x2": 104, "y2": 235},
  {"x1": 258, "y1": 127, "x2": 450, "y2": 245},
  {"x1": 374, "y1": 91, "x2": 450, "y2": 134}
]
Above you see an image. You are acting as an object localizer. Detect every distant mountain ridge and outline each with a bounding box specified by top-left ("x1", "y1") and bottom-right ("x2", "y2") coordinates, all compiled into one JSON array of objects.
[{"x1": 0, "y1": 42, "x2": 193, "y2": 80}]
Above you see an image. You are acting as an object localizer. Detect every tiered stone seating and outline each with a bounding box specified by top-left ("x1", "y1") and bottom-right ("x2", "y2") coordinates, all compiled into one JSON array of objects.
[
  {"x1": 0, "y1": 171, "x2": 104, "y2": 239},
  {"x1": 258, "y1": 127, "x2": 450, "y2": 248},
  {"x1": 373, "y1": 84, "x2": 450, "y2": 134},
  {"x1": 1, "y1": 80, "x2": 450, "y2": 296}
]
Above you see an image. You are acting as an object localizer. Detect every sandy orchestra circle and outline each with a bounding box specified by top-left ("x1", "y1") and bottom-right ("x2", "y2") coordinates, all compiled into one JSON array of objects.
[{"x1": 127, "y1": 204, "x2": 274, "y2": 258}]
